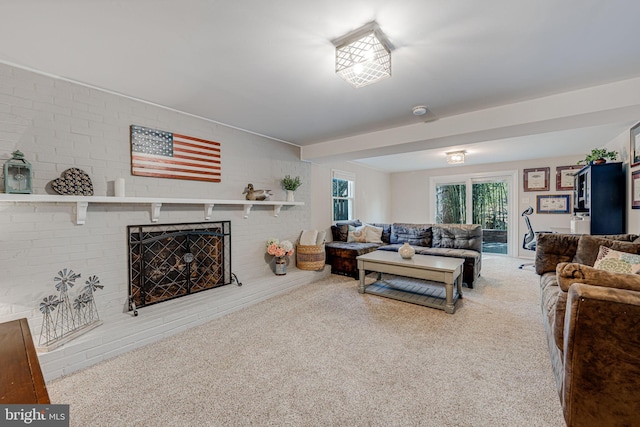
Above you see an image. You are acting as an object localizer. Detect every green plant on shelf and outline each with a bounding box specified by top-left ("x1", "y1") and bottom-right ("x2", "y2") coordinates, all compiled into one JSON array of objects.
[
  {"x1": 281, "y1": 175, "x2": 302, "y2": 191},
  {"x1": 578, "y1": 148, "x2": 618, "y2": 165}
]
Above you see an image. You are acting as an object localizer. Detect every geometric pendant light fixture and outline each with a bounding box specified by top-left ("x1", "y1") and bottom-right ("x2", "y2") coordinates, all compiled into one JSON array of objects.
[{"x1": 333, "y1": 21, "x2": 392, "y2": 88}]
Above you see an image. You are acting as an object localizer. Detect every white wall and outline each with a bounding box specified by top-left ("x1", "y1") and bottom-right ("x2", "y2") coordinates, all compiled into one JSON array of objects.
[
  {"x1": 310, "y1": 161, "x2": 391, "y2": 236},
  {"x1": 0, "y1": 63, "x2": 320, "y2": 377}
]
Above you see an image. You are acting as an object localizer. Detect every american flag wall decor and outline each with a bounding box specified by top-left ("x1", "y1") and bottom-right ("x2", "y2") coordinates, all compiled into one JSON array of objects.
[{"x1": 130, "y1": 125, "x2": 221, "y2": 182}]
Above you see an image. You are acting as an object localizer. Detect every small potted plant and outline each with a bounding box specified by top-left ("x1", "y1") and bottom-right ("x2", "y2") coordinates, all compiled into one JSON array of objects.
[
  {"x1": 281, "y1": 175, "x2": 302, "y2": 202},
  {"x1": 578, "y1": 148, "x2": 618, "y2": 165}
]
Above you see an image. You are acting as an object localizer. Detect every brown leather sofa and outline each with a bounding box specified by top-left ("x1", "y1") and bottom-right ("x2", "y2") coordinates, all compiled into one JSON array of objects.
[
  {"x1": 325, "y1": 221, "x2": 482, "y2": 287},
  {"x1": 535, "y1": 233, "x2": 640, "y2": 426}
]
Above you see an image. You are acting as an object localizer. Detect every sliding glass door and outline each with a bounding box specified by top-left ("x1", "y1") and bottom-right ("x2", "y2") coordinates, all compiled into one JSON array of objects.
[
  {"x1": 472, "y1": 179, "x2": 509, "y2": 254},
  {"x1": 432, "y1": 171, "x2": 516, "y2": 255}
]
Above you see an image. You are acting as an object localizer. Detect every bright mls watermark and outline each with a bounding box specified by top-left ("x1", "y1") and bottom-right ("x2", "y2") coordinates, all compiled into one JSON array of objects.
[{"x1": 1, "y1": 405, "x2": 69, "y2": 426}]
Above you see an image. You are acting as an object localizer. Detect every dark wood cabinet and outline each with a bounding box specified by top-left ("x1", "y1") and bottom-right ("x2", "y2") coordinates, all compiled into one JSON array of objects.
[
  {"x1": 573, "y1": 162, "x2": 625, "y2": 235},
  {"x1": 0, "y1": 318, "x2": 49, "y2": 404}
]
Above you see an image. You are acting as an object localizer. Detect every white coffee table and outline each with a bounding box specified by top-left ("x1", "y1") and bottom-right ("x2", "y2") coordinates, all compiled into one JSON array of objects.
[{"x1": 356, "y1": 251, "x2": 464, "y2": 314}]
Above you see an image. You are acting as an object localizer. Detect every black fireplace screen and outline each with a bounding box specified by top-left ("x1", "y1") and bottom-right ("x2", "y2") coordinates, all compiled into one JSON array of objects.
[{"x1": 128, "y1": 221, "x2": 231, "y2": 310}]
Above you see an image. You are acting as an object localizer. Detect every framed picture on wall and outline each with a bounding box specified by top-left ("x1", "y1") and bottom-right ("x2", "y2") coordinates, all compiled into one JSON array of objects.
[
  {"x1": 536, "y1": 194, "x2": 571, "y2": 214},
  {"x1": 523, "y1": 167, "x2": 550, "y2": 192},
  {"x1": 632, "y1": 170, "x2": 640, "y2": 209},
  {"x1": 555, "y1": 165, "x2": 582, "y2": 191},
  {"x1": 130, "y1": 124, "x2": 222, "y2": 183},
  {"x1": 631, "y1": 122, "x2": 640, "y2": 167}
]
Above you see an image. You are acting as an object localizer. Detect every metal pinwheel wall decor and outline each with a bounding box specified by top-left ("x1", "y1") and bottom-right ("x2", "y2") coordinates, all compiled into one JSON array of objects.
[{"x1": 38, "y1": 268, "x2": 104, "y2": 350}]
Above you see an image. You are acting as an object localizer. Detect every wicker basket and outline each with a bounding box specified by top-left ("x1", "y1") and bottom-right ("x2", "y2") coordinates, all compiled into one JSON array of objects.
[{"x1": 296, "y1": 243, "x2": 326, "y2": 271}]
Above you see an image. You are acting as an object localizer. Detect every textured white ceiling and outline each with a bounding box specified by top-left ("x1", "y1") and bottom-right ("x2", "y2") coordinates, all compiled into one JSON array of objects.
[{"x1": 1, "y1": 0, "x2": 640, "y2": 171}]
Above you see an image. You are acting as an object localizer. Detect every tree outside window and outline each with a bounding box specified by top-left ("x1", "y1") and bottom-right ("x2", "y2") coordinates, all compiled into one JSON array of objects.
[
  {"x1": 435, "y1": 181, "x2": 508, "y2": 230},
  {"x1": 435, "y1": 183, "x2": 466, "y2": 224}
]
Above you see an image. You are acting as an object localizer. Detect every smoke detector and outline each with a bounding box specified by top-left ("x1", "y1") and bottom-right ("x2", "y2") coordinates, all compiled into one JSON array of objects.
[{"x1": 412, "y1": 105, "x2": 428, "y2": 116}]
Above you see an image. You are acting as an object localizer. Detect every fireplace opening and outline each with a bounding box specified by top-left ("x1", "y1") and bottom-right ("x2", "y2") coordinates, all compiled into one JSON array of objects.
[{"x1": 128, "y1": 221, "x2": 233, "y2": 313}]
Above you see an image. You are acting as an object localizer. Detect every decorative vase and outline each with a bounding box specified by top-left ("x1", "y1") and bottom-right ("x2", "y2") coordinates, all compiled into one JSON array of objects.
[
  {"x1": 275, "y1": 256, "x2": 287, "y2": 275},
  {"x1": 399, "y1": 242, "x2": 415, "y2": 259},
  {"x1": 286, "y1": 190, "x2": 295, "y2": 202}
]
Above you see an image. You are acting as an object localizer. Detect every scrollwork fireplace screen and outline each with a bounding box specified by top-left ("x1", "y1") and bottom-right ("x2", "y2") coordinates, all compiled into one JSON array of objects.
[{"x1": 128, "y1": 221, "x2": 231, "y2": 310}]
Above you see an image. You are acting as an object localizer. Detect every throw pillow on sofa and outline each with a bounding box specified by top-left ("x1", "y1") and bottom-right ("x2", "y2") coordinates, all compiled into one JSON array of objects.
[
  {"x1": 330, "y1": 220, "x2": 362, "y2": 242},
  {"x1": 347, "y1": 225, "x2": 367, "y2": 243},
  {"x1": 363, "y1": 224, "x2": 383, "y2": 243},
  {"x1": 343, "y1": 223, "x2": 385, "y2": 244},
  {"x1": 346, "y1": 224, "x2": 383, "y2": 243},
  {"x1": 369, "y1": 223, "x2": 391, "y2": 243},
  {"x1": 593, "y1": 246, "x2": 640, "y2": 274},
  {"x1": 572, "y1": 235, "x2": 640, "y2": 266},
  {"x1": 330, "y1": 225, "x2": 347, "y2": 242}
]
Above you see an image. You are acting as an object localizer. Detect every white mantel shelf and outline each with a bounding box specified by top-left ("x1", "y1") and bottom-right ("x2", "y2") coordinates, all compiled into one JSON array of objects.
[{"x1": 0, "y1": 194, "x2": 304, "y2": 224}]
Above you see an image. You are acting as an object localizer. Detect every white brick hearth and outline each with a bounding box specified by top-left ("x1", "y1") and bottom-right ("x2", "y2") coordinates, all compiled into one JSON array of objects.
[{"x1": 38, "y1": 267, "x2": 328, "y2": 381}]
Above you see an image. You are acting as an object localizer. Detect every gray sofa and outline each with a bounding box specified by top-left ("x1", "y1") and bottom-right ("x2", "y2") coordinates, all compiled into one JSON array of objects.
[{"x1": 325, "y1": 221, "x2": 482, "y2": 287}]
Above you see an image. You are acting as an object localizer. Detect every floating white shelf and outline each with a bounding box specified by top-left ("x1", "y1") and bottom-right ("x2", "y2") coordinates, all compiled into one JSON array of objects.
[{"x1": 0, "y1": 194, "x2": 304, "y2": 224}]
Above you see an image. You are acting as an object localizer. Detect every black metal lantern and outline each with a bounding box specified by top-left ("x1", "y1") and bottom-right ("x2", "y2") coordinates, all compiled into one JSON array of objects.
[{"x1": 4, "y1": 150, "x2": 33, "y2": 194}]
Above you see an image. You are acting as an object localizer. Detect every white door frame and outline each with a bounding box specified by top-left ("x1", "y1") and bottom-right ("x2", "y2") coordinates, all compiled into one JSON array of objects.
[{"x1": 428, "y1": 170, "x2": 519, "y2": 256}]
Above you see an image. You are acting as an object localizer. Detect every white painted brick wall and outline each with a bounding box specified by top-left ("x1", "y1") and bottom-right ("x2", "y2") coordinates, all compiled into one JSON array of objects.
[{"x1": 0, "y1": 63, "x2": 322, "y2": 380}]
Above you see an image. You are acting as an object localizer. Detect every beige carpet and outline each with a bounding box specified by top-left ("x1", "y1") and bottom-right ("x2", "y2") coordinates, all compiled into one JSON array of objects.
[{"x1": 48, "y1": 255, "x2": 565, "y2": 426}]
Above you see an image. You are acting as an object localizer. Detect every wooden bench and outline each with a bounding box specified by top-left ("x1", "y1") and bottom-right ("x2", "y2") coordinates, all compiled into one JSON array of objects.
[{"x1": 0, "y1": 318, "x2": 50, "y2": 404}]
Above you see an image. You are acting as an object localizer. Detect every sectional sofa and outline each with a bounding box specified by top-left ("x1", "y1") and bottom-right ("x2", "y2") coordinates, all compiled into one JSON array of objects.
[{"x1": 325, "y1": 220, "x2": 482, "y2": 287}]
